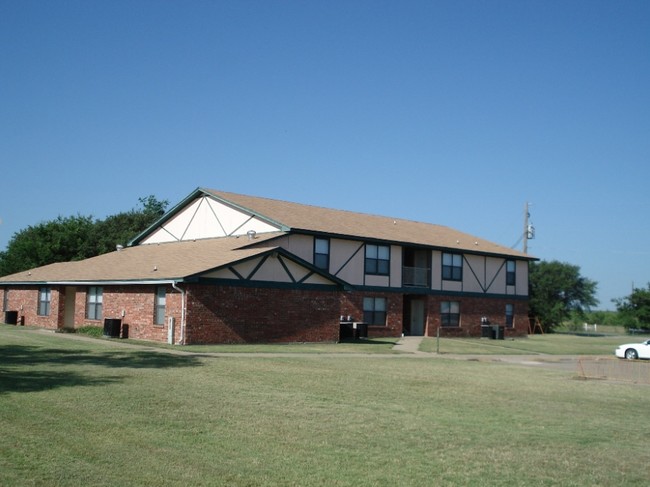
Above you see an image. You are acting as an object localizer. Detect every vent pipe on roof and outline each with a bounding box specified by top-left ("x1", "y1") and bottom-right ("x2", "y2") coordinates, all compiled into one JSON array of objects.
[{"x1": 247, "y1": 230, "x2": 256, "y2": 241}]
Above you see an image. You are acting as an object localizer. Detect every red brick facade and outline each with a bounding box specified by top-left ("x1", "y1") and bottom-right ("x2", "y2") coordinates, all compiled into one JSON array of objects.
[
  {"x1": 185, "y1": 284, "x2": 341, "y2": 344},
  {"x1": 1, "y1": 284, "x2": 528, "y2": 343}
]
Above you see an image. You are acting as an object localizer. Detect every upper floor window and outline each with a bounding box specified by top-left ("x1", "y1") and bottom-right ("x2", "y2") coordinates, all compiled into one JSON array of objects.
[
  {"x1": 314, "y1": 238, "x2": 330, "y2": 271},
  {"x1": 505, "y1": 304, "x2": 514, "y2": 327},
  {"x1": 506, "y1": 260, "x2": 516, "y2": 286},
  {"x1": 86, "y1": 286, "x2": 103, "y2": 320},
  {"x1": 38, "y1": 287, "x2": 51, "y2": 316},
  {"x1": 365, "y1": 244, "x2": 390, "y2": 275},
  {"x1": 363, "y1": 297, "x2": 387, "y2": 326},
  {"x1": 442, "y1": 253, "x2": 463, "y2": 281},
  {"x1": 440, "y1": 301, "x2": 460, "y2": 327},
  {"x1": 155, "y1": 286, "x2": 166, "y2": 326}
]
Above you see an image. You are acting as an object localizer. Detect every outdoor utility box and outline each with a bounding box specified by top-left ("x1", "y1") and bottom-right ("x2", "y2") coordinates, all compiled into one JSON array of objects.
[
  {"x1": 4, "y1": 311, "x2": 18, "y2": 325},
  {"x1": 481, "y1": 325, "x2": 492, "y2": 338},
  {"x1": 355, "y1": 322, "x2": 368, "y2": 339},
  {"x1": 103, "y1": 318, "x2": 122, "y2": 338},
  {"x1": 339, "y1": 320, "x2": 368, "y2": 340},
  {"x1": 492, "y1": 325, "x2": 505, "y2": 340},
  {"x1": 339, "y1": 322, "x2": 354, "y2": 340}
]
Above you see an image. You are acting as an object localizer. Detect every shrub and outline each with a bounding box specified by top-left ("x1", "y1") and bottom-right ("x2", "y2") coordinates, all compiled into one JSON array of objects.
[{"x1": 76, "y1": 326, "x2": 104, "y2": 338}]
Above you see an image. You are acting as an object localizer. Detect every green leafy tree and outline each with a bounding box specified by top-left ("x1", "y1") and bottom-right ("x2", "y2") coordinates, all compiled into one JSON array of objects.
[
  {"x1": 0, "y1": 215, "x2": 96, "y2": 276},
  {"x1": 0, "y1": 196, "x2": 168, "y2": 276},
  {"x1": 613, "y1": 284, "x2": 650, "y2": 330},
  {"x1": 91, "y1": 196, "x2": 168, "y2": 254},
  {"x1": 528, "y1": 260, "x2": 598, "y2": 332}
]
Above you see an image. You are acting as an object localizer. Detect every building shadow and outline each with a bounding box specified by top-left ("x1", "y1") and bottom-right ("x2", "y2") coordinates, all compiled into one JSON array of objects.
[{"x1": 0, "y1": 345, "x2": 204, "y2": 395}]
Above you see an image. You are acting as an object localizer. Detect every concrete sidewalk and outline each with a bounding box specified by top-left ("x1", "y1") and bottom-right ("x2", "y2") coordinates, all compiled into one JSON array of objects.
[{"x1": 392, "y1": 336, "x2": 426, "y2": 354}]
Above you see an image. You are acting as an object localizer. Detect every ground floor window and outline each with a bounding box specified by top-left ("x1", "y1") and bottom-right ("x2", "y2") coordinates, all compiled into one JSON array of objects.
[
  {"x1": 155, "y1": 286, "x2": 166, "y2": 325},
  {"x1": 440, "y1": 301, "x2": 460, "y2": 327},
  {"x1": 86, "y1": 286, "x2": 103, "y2": 320},
  {"x1": 38, "y1": 287, "x2": 51, "y2": 316},
  {"x1": 505, "y1": 304, "x2": 514, "y2": 327},
  {"x1": 363, "y1": 297, "x2": 387, "y2": 325}
]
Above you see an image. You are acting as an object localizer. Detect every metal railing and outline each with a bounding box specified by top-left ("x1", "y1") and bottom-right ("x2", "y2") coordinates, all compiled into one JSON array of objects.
[{"x1": 402, "y1": 266, "x2": 429, "y2": 287}]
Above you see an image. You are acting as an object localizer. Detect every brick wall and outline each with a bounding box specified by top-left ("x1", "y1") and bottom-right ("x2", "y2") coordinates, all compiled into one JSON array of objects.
[
  {"x1": 101, "y1": 285, "x2": 183, "y2": 343},
  {"x1": 426, "y1": 295, "x2": 529, "y2": 338},
  {"x1": 1, "y1": 286, "x2": 62, "y2": 329},
  {"x1": 185, "y1": 284, "x2": 341, "y2": 344},
  {"x1": 1, "y1": 284, "x2": 529, "y2": 343},
  {"x1": 340, "y1": 291, "x2": 403, "y2": 339}
]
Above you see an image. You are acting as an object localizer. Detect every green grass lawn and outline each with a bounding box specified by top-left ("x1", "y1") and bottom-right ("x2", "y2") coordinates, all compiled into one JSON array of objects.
[
  {"x1": 1, "y1": 325, "x2": 648, "y2": 486},
  {"x1": 420, "y1": 333, "x2": 638, "y2": 355}
]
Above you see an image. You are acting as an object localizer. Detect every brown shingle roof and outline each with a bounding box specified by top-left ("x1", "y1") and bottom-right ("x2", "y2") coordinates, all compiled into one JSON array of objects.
[
  {"x1": 203, "y1": 189, "x2": 532, "y2": 259},
  {"x1": 0, "y1": 234, "x2": 282, "y2": 284}
]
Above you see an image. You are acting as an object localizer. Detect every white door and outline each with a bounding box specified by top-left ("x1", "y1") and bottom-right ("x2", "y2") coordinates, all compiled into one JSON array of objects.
[{"x1": 63, "y1": 287, "x2": 76, "y2": 329}]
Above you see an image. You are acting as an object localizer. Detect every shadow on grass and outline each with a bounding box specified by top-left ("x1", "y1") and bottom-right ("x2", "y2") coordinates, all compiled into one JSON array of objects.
[{"x1": 0, "y1": 345, "x2": 203, "y2": 395}]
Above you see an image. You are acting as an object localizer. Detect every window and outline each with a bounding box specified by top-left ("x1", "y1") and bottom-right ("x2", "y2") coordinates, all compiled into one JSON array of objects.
[
  {"x1": 505, "y1": 304, "x2": 514, "y2": 327},
  {"x1": 38, "y1": 287, "x2": 51, "y2": 316},
  {"x1": 442, "y1": 253, "x2": 463, "y2": 281},
  {"x1": 314, "y1": 238, "x2": 330, "y2": 271},
  {"x1": 440, "y1": 301, "x2": 460, "y2": 327},
  {"x1": 363, "y1": 297, "x2": 387, "y2": 325},
  {"x1": 86, "y1": 286, "x2": 103, "y2": 320},
  {"x1": 506, "y1": 260, "x2": 516, "y2": 286},
  {"x1": 365, "y1": 244, "x2": 390, "y2": 275},
  {"x1": 155, "y1": 286, "x2": 166, "y2": 325}
]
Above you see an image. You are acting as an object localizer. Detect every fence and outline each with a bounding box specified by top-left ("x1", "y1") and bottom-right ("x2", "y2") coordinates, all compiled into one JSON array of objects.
[{"x1": 577, "y1": 357, "x2": 650, "y2": 384}]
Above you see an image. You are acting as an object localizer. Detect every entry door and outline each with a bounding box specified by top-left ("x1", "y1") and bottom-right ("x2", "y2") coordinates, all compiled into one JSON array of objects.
[
  {"x1": 63, "y1": 287, "x2": 76, "y2": 329},
  {"x1": 409, "y1": 299, "x2": 425, "y2": 336}
]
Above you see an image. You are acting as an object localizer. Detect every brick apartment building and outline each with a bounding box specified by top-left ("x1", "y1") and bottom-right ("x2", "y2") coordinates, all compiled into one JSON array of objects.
[{"x1": 0, "y1": 188, "x2": 535, "y2": 344}]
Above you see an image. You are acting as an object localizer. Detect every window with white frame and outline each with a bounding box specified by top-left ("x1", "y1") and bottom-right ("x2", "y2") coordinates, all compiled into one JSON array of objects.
[
  {"x1": 440, "y1": 301, "x2": 460, "y2": 327},
  {"x1": 506, "y1": 260, "x2": 516, "y2": 286},
  {"x1": 86, "y1": 286, "x2": 103, "y2": 320},
  {"x1": 363, "y1": 297, "x2": 387, "y2": 325},
  {"x1": 155, "y1": 286, "x2": 166, "y2": 325},
  {"x1": 314, "y1": 238, "x2": 330, "y2": 271},
  {"x1": 442, "y1": 253, "x2": 463, "y2": 281},
  {"x1": 38, "y1": 287, "x2": 51, "y2": 316},
  {"x1": 505, "y1": 304, "x2": 514, "y2": 327},
  {"x1": 365, "y1": 244, "x2": 390, "y2": 276}
]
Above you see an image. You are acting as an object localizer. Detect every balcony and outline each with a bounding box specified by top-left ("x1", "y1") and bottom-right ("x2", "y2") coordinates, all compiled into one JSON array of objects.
[{"x1": 402, "y1": 266, "x2": 430, "y2": 287}]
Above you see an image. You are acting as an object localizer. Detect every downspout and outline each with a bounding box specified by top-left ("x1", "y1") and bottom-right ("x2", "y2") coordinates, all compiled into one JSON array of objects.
[{"x1": 171, "y1": 281, "x2": 187, "y2": 345}]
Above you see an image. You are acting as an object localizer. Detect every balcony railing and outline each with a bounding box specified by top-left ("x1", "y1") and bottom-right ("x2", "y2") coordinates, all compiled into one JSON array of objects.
[{"x1": 402, "y1": 266, "x2": 430, "y2": 287}]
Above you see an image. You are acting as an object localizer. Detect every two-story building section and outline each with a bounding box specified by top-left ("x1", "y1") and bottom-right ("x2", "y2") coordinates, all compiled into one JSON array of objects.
[{"x1": 0, "y1": 188, "x2": 536, "y2": 344}]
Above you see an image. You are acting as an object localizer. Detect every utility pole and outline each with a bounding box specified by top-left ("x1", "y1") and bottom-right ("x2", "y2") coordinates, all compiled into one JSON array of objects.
[{"x1": 523, "y1": 202, "x2": 534, "y2": 254}]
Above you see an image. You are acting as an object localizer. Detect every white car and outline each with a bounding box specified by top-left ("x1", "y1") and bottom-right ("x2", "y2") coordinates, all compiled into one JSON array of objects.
[{"x1": 615, "y1": 339, "x2": 650, "y2": 360}]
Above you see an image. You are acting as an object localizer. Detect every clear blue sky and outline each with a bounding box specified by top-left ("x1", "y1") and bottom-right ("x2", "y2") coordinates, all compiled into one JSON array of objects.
[{"x1": 2, "y1": 1, "x2": 649, "y2": 310}]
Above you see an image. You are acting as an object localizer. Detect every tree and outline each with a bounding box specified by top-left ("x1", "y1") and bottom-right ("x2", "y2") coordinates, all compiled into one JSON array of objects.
[
  {"x1": 528, "y1": 260, "x2": 598, "y2": 332},
  {"x1": 0, "y1": 215, "x2": 96, "y2": 276},
  {"x1": 91, "y1": 195, "x2": 168, "y2": 254},
  {"x1": 0, "y1": 196, "x2": 168, "y2": 276},
  {"x1": 613, "y1": 284, "x2": 650, "y2": 330}
]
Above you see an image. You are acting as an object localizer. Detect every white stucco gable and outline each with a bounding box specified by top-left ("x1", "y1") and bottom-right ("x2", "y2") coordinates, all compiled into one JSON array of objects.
[
  {"x1": 140, "y1": 194, "x2": 281, "y2": 244},
  {"x1": 198, "y1": 250, "x2": 341, "y2": 287}
]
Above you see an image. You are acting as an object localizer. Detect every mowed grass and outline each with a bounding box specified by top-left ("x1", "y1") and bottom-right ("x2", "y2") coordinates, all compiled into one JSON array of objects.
[
  {"x1": 1, "y1": 326, "x2": 648, "y2": 486},
  {"x1": 420, "y1": 333, "x2": 639, "y2": 355}
]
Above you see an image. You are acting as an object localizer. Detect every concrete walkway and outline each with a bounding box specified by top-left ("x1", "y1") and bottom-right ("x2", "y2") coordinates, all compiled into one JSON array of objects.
[{"x1": 392, "y1": 336, "x2": 426, "y2": 354}]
